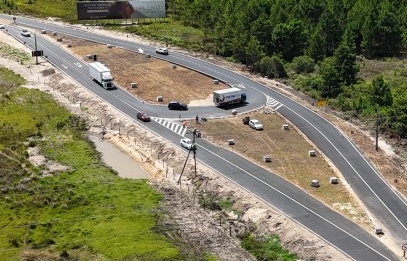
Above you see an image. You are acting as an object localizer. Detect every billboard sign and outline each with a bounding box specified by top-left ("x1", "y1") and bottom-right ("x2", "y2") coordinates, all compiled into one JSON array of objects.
[{"x1": 77, "y1": 1, "x2": 166, "y2": 20}]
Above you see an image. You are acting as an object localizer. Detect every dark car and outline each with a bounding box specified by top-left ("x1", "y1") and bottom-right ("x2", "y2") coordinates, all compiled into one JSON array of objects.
[
  {"x1": 137, "y1": 112, "x2": 151, "y2": 122},
  {"x1": 168, "y1": 101, "x2": 188, "y2": 110}
]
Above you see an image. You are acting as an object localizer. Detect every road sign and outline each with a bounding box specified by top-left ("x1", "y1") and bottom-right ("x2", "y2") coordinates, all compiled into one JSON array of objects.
[
  {"x1": 31, "y1": 50, "x2": 44, "y2": 57},
  {"x1": 317, "y1": 100, "x2": 327, "y2": 107},
  {"x1": 402, "y1": 243, "x2": 407, "y2": 251}
]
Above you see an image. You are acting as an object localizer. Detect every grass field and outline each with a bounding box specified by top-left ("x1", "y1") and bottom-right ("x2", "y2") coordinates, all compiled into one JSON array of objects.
[{"x1": 0, "y1": 67, "x2": 183, "y2": 261}]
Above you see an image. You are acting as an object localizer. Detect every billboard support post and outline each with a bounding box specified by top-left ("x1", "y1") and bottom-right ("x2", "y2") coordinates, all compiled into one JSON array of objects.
[{"x1": 34, "y1": 33, "x2": 38, "y2": 65}]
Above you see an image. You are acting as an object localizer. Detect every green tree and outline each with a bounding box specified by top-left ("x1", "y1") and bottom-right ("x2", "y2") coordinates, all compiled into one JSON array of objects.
[
  {"x1": 370, "y1": 75, "x2": 392, "y2": 107},
  {"x1": 317, "y1": 6, "x2": 343, "y2": 56},
  {"x1": 317, "y1": 57, "x2": 341, "y2": 98},
  {"x1": 306, "y1": 26, "x2": 326, "y2": 61},
  {"x1": 333, "y1": 40, "x2": 359, "y2": 86},
  {"x1": 259, "y1": 56, "x2": 287, "y2": 78},
  {"x1": 361, "y1": 0, "x2": 402, "y2": 57},
  {"x1": 290, "y1": 55, "x2": 315, "y2": 74},
  {"x1": 271, "y1": 19, "x2": 307, "y2": 61},
  {"x1": 389, "y1": 84, "x2": 407, "y2": 136},
  {"x1": 245, "y1": 36, "x2": 264, "y2": 72}
]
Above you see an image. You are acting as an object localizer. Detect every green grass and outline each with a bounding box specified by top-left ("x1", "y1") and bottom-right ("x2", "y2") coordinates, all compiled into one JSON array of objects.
[
  {"x1": 13, "y1": 0, "x2": 77, "y2": 20},
  {"x1": 113, "y1": 19, "x2": 205, "y2": 50},
  {"x1": 240, "y1": 233, "x2": 298, "y2": 261},
  {"x1": 0, "y1": 67, "x2": 182, "y2": 261},
  {"x1": 0, "y1": 43, "x2": 32, "y2": 64}
]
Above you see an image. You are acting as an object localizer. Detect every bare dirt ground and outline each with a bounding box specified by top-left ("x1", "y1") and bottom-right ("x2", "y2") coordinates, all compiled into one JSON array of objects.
[
  {"x1": 1, "y1": 20, "x2": 406, "y2": 260},
  {"x1": 46, "y1": 33, "x2": 228, "y2": 105}
]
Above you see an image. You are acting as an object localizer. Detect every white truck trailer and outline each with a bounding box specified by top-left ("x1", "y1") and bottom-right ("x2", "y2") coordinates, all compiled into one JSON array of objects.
[
  {"x1": 213, "y1": 87, "x2": 247, "y2": 107},
  {"x1": 89, "y1": 62, "x2": 114, "y2": 89}
]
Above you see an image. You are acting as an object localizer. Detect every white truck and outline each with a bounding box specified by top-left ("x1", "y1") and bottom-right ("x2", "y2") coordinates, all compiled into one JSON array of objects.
[
  {"x1": 213, "y1": 87, "x2": 247, "y2": 107},
  {"x1": 89, "y1": 62, "x2": 114, "y2": 89}
]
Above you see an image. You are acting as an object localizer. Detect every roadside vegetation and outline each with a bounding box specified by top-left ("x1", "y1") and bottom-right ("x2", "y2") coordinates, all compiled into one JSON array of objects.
[
  {"x1": 0, "y1": 43, "x2": 31, "y2": 64},
  {"x1": 0, "y1": 67, "x2": 184, "y2": 260},
  {"x1": 240, "y1": 233, "x2": 297, "y2": 261}
]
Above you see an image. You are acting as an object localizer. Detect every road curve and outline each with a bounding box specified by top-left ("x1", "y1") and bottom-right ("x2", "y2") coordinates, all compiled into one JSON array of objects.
[{"x1": 1, "y1": 15, "x2": 405, "y2": 260}]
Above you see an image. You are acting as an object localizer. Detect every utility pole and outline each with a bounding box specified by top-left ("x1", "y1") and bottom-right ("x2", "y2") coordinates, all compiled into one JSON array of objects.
[
  {"x1": 375, "y1": 106, "x2": 379, "y2": 151},
  {"x1": 34, "y1": 33, "x2": 38, "y2": 65},
  {"x1": 178, "y1": 130, "x2": 198, "y2": 184}
]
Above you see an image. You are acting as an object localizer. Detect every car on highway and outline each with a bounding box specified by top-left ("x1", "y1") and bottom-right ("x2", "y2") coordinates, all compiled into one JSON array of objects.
[
  {"x1": 168, "y1": 101, "x2": 188, "y2": 110},
  {"x1": 21, "y1": 29, "x2": 31, "y2": 37},
  {"x1": 156, "y1": 47, "x2": 169, "y2": 55},
  {"x1": 249, "y1": 119, "x2": 263, "y2": 130},
  {"x1": 136, "y1": 112, "x2": 151, "y2": 122},
  {"x1": 180, "y1": 138, "x2": 196, "y2": 151},
  {"x1": 0, "y1": 24, "x2": 5, "y2": 29}
]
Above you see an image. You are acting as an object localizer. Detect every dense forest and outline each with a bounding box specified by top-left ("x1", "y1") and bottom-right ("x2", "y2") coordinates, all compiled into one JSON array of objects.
[{"x1": 167, "y1": 0, "x2": 407, "y2": 138}]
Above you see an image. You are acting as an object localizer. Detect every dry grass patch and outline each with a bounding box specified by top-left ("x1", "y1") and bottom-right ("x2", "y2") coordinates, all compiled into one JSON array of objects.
[
  {"x1": 50, "y1": 35, "x2": 227, "y2": 104},
  {"x1": 189, "y1": 112, "x2": 372, "y2": 227}
]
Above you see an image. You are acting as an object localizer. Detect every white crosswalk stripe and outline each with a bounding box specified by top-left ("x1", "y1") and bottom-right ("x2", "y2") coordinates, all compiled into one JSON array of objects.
[
  {"x1": 151, "y1": 117, "x2": 188, "y2": 136},
  {"x1": 264, "y1": 95, "x2": 282, "y2": 112},
  {"x1": 0, "y1": 19, "x2": 12, "y2": 25}
]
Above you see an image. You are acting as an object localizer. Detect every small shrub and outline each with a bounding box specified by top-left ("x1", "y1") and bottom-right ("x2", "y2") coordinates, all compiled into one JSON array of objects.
[
  {"x1": 9, "y1": 238, "x2": 19, "y2": 247},
  {"x1": 56, "y1": 121, "x2": 65, "y2": 129},
  {"x1": 60, "y1": 250, "x2": 70, "y2": 258},
  {"x1": 219, "y1": 198, "x2": 234, "y2": 211},
  {"x1": 29, "y1": 222, "x2": 37, "y2": 229},
  {"x1": 291, "y1": 55, "x2": 315, "y2": 74}
]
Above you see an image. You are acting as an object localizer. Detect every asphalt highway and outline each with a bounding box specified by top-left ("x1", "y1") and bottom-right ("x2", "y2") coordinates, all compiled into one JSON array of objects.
[{"x1": 0, "y1": 15, "x2": 405, "y2": 260}]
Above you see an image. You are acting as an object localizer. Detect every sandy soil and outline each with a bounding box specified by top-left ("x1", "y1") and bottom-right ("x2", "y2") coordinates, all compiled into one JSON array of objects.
[
  {"x1": 43, "y1": 32, "x2": 227, "y2": 105},
  {"x1": 1, "y1": 21, "x2": 406, "y2": 260}
]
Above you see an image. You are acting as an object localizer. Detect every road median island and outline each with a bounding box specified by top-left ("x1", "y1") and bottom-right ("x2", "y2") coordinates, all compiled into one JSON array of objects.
[
  {"x1": 187, "y1": 113, "x2": 373, "y2": 229},
  {"x1": 48, "y1": 33, "x2": 228, "y2": 105}
]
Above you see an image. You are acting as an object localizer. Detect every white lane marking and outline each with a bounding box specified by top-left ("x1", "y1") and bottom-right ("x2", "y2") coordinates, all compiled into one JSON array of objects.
[
  {"x1": 284, "y1": 105, "x2": 407, "y2": 232},
  {"x1": 61, "y1": 64, "x2": 68, "y2": 69},
  {"x1": 197, "y1": 144, "x2": 390, "y2": 261},
  {"x1": 74, "y1": 62, "x2": 82, "y2": 67}
]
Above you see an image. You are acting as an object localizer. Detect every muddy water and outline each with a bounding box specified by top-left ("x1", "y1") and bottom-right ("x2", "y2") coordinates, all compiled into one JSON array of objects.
[{"x1": 88, "y1": 135, "x2": 149, "y2": 179}]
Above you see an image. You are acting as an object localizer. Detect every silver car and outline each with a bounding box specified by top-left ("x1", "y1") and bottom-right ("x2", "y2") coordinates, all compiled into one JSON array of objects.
[
  {"x1": 156, "y1": 47, "x2": 169, "y2": 55},
  {"x1": 21, "y1": 29, "x2": 31, "y2": 37},
  {"x1": 249, "y1": 119, "x2": 263, "y2": 130},
  {"x1": 180, "y1": 138, "x2": 196, "y2": 150}
]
